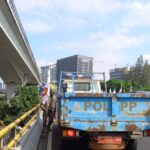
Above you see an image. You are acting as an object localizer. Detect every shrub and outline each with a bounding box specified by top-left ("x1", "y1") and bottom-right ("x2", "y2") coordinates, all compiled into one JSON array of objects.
[{"x1": 0, "y1": 85, "x2": 39, "y2": 125}]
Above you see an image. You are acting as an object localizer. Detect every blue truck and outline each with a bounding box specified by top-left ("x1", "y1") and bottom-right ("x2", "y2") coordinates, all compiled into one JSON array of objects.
[{"x1": 51, "y1": 72, "x2": 150, "y2": 150}]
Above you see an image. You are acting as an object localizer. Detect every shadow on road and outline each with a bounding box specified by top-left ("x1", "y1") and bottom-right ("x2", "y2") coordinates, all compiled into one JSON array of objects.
[{"x1": 37, "y1": 127, "x2": 49, "y2": 150}]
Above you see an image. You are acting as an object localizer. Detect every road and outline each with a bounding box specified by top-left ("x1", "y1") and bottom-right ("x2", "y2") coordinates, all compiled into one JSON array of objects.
[
  {"x1": 37, "y1": 127, "x2": 51, "y2": 150},
  {"x1": 37, "y1": 127, "x2": 150, "y2": 150}
]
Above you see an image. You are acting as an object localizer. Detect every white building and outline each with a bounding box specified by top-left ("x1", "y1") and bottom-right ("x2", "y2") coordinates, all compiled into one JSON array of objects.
[{"x1": 40, "y1": 64, "x2": 56, "y2": 83}]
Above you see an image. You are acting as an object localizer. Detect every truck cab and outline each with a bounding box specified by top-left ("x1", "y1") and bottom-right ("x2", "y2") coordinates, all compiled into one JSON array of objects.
[{"x1": 63, "y1": 78, "x2": 101, "y2": 94}]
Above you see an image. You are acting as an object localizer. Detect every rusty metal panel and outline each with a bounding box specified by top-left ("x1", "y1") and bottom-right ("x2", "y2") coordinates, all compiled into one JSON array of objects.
[{"x1": 58, "y1": 93, "x2": 150, "y2": 132}]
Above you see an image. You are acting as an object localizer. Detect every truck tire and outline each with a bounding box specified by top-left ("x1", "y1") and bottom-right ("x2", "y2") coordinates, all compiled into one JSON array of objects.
[
  {"x1": 126, "y1": 139, "x2": 137, "y2": 150},
  {"x1": 51, "y1": 123, "x2": 62, "y2": 150}
]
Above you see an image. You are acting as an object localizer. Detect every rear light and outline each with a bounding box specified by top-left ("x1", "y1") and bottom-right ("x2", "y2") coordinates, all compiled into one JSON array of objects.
[
  {"x1": 62, "y1": 130, "x2": 68, "y2": 137},
  {"x1": 144, "y1": 130, "x2": 150, "y2": 136},
  {"x1": 62, "y1": 129, "x2": 79, "y2": 137},
  {"x1": 68, "y1": 130, "x2": 76, "y2": 137}
]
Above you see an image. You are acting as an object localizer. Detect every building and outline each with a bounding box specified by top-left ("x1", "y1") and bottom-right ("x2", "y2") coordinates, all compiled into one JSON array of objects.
[
  {"x1": 41, "y1": 65, "x2": 49, "y2": 83},
  {"x1": 49, "y1": 64, "x2": 57, "y2": 83},
  {"x1": 109, "y1": 67, "x2": 128, "y2": 80},
  {"x1": 56, "y1": 55, "x2": 93, "y2": 81},
  {"x1": 40, "y1": 64, "x2": 57, "y2": 83},
  {"x1": 41, "y1": 55, "x2": 93, "y2": 83}
]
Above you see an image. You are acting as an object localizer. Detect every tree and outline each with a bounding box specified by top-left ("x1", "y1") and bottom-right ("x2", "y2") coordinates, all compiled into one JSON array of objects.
[
  {"x1": 123, "y1": 66, "x2": 134, "y2": 82},
  {"x1": 112, "y1": 55, "x2": 150, "y2": 91},
  {"x1": 132, "y1": 55, "x2": 144, "y2": 85},
  {"x1": 106, "y1": 80, "x2": 132, "y2": 93},
  {"x1": 0, "y1": 85, "x2": 39, "y2": 125},
  {"x1": 143, "y1": 60, "x2": 150, "y2": 87}
]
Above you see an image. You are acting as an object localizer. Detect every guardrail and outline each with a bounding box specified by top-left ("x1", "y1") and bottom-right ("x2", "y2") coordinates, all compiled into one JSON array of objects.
[{"x1": 0, "y1": 104, "x2": 40, "y2": 149}]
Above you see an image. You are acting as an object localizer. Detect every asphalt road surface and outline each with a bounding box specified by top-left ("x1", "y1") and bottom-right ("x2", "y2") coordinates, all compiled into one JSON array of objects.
[
  {"x1": 37, "y1": 127, "x2": 50, "y2": 150},
  {"x1": 37, "y1": 128, "x2": 150, "y2": 150}
]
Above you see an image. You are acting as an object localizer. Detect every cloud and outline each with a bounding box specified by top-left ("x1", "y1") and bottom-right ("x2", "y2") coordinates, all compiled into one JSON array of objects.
[
  {"x1": 94, "y1": 31, "x2": 146, "y2": 76},
  {"x1": 121, "y1": 1, "x2": 150, "y2": 28},
  {"x1": 64, "y1": 0, "x2": 122, "y2": 14},
  {"x1": 14, "y1": 0, "x2": 54, "y2": 13},
  {"x1": 15, "y1": 0, "x2": 150, "y2": 34},
  {"x1": 50, "y1": 28, "x2": 147, "y2": 78},
  {"x1": 61, "y1": 17, "x2": 87, "y2": 28},
  {"x1": 17, "y1": 9, "x2": 87, "y2": 34},
  {"x1": 37, "y1": 59, "x2": 54, "y2": 68},
  {"x1": 23, "y1": 20, "x2": 52, "y2": 34},
  {"x1": 14, "y1": 0, "x2": 150, "y2": 79},
  {"x1": 90, "y1": 31, "x2": 146, "y2": 50},
  {"x1": 56, "y1": 29, "x2": 146, "y2": 54},
  {"x1": 15, "y1": 0, "x2": 122, "y2": 34},
  {"x1": 143, "y1": 54, "x2": 150, "y2": 62},
  {"x1": 15, "y1": 0, "x2": 122, "y2": 14}
]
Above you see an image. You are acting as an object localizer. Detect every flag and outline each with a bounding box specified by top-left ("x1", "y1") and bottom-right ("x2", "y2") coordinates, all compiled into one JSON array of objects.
[
  {"x1": 113, "y1": 89, "x2": 116, "y2": 93},
  {"x1": 119, "y1": 86, "x2": 122, "y2": 93},
  {"x1": 39, "y1": 83, "x2": 48, "y2": 96}
]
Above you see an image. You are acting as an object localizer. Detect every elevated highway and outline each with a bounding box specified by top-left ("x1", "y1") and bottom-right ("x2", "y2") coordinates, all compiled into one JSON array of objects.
[{"x1": 0, "y1": 0, "x2": 41, "y2": 98}]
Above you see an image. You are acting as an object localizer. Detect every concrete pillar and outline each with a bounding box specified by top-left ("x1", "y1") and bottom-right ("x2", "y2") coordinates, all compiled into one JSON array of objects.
[
  {"x1": 23, "y1": 73, "x2": 30, "y2": 85},
  {"x1": 6, "y1": 83, "x2": 18, "y2": 101}
]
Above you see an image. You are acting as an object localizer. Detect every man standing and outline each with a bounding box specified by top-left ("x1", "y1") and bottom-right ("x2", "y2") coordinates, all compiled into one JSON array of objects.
[
  {"x1": 46, "y1": 84, "x2": 57, "y2": 131},
  {"x1": 39, "y1": 83, "x2": 49, "y2": 127}
]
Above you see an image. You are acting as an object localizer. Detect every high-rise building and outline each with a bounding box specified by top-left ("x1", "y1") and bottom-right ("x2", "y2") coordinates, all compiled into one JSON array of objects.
[
  {"x1": 41, "y1": 55, "x2": 93, "y2": 83},
  {"x1": 40, "y1": 64, "x2": 57, "y2": 83},
  {"x1": 41, "y1": 65, "x2": 49, "y2": 83},
  {"x1": 49, "y1": 64, "x2": 57, "y2": 83},
  {"x1": 56, "y1": 55, "x2": 93, "y2": 81},
  {"x1": 109, "y1": 67, "x2": 128, "y2": 80}
]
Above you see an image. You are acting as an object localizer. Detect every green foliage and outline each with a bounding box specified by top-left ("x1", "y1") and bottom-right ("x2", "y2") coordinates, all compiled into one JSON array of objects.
[
  {"x1": 0, "y1": 99, "x2": 9, "y2": 120},
  {"x1": 122, "y1": 55, "x2": 150, "y2": 91},
  {"x1": 106, "y1": 79, "x2": 141, "y2": 93},
  {"x1": 143, "y1": 85, "x2": 150, "y2": 91},
  {"x1": 131, "y1": 82, "x2": 141, "y2": 92},
  {"x1": 0, "y1": 85, "x2": 39, "y2": 125},
  {"x1": 106, "y1": 80, "x2": 131, "y2": 92}
]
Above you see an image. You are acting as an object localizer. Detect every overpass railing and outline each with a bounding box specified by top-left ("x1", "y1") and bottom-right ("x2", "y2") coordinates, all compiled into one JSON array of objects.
[{"x1": 0, "y1": 104, "x2": 40, "y2": 150}]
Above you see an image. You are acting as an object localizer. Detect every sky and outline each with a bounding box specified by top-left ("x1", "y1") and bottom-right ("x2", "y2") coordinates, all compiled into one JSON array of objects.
[{"x1": 14, "y1": 0, "x2": 150, "y2": 79}]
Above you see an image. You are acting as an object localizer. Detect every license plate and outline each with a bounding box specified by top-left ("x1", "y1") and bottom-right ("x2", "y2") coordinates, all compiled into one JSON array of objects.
[{"x1": 97, "y1": 136, "x2": 122, "y2": 144}]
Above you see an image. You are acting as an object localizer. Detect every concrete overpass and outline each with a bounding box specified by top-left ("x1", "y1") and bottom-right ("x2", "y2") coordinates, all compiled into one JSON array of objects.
[{"x1": 0, "y1": 0, "x2": 41, "y2": 98}]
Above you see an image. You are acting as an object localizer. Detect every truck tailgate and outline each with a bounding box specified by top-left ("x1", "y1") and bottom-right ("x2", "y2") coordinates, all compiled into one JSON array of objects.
[{"x1": 60, "y1": 93, "x2": 150, "y2": 132}]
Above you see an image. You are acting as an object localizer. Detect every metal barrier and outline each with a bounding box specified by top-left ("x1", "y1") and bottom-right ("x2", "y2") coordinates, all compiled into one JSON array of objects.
[{"x1": 0, "y1": 104, "x2": 40, "y2": 149}]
